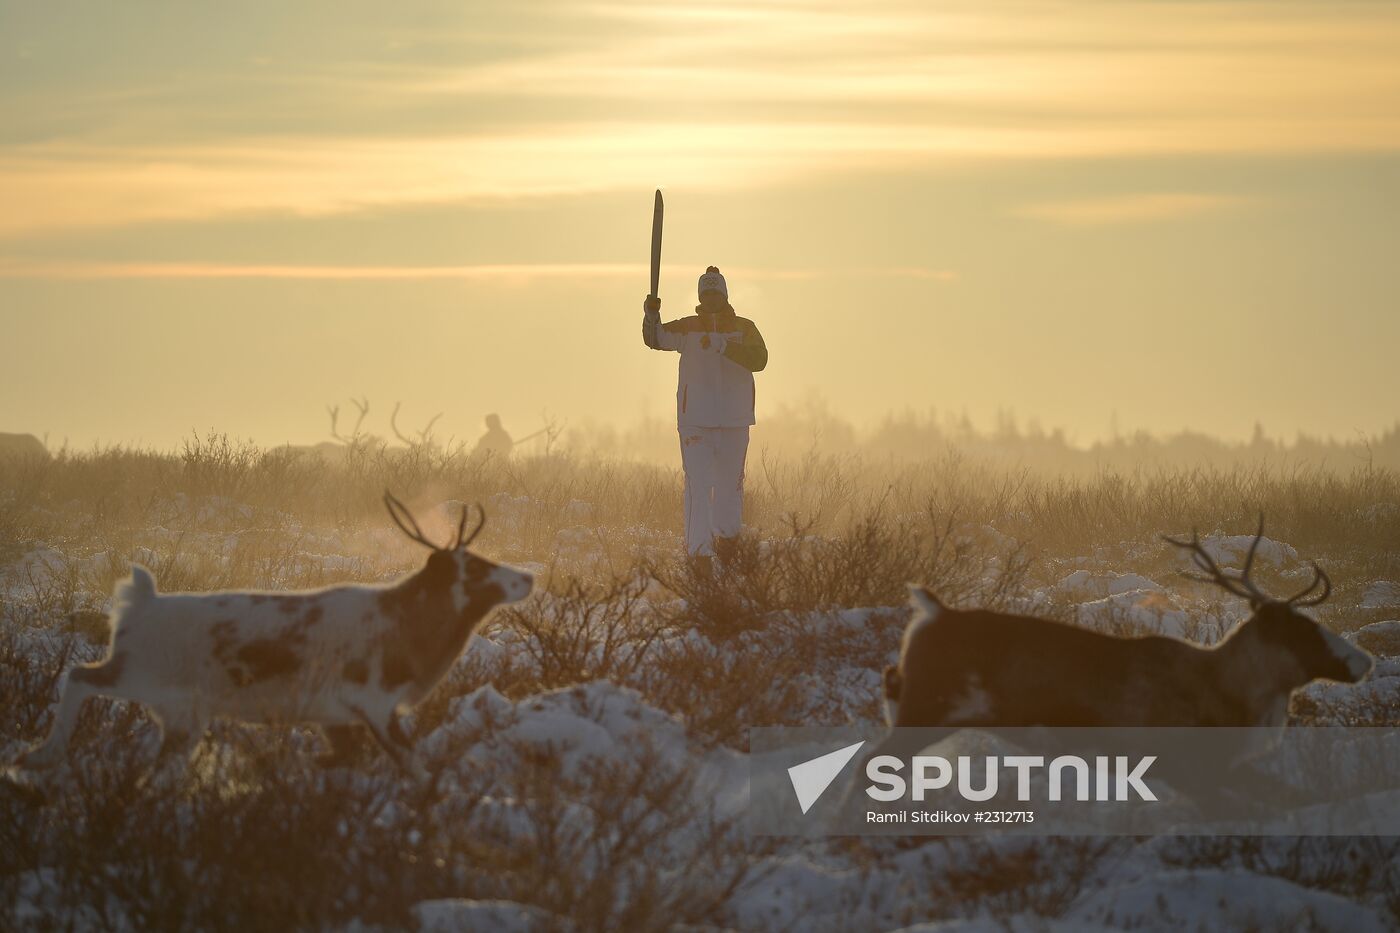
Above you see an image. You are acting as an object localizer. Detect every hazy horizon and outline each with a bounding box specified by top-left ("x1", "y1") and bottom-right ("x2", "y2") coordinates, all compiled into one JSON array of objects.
[
  {"x1": 4, "y1": 1, "x2": 1398, "y2": 450},
  {"x1": 8, "y1": 397, "x2": 1397, "y2": 457}
]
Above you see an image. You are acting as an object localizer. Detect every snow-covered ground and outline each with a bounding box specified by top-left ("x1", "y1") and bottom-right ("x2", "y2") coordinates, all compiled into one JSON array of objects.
[{"x1": 2, "y1": 501, "x2": 1397, "y2": 931}]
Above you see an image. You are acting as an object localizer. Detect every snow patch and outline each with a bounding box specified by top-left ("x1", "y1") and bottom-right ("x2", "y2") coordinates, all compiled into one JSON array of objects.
[
  {"x1": 1179, "y1": 533, "x2": 1298, "y2": 569},
  {"x1": 1361, "y1": 581, "x2": 1400, "y2": 610},
  {"x1": 1351, "y1": 620, "x2": 1400, "y2": 657},
  {"x1": 1066, "y1": 869, "x2": 1389, "y2": 932},
  {"x1": 1057, "y1": 570, "x2": 1165, "y2": 600},
  {"x1": 1075, "y1": 590, "x2": 1198, "y2": 641},
  {"x1": 415, "y1": 898, "x2": 562, "y2": 932}
]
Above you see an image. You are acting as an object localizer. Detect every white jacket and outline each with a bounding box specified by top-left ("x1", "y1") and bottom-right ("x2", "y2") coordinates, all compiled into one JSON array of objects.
[{"x1": 643, "y1": 305, "x2": 768, "y2": 427}]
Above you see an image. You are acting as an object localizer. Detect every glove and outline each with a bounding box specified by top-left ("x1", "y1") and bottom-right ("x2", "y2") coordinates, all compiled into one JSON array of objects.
[{"x1": 643, "y1": 295, "x2": 661, "y2": 316}]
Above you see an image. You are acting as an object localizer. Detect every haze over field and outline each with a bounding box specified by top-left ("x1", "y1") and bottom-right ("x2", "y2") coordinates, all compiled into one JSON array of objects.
[
  {"x1": 2, "y1": 0, "x2": 1398, "y2": 448},
  {"x1": 5, "y1": 7, "x2": 1400, "y2": 927}
]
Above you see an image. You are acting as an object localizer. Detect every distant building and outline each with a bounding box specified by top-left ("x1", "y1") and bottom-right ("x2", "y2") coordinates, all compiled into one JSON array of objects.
[{"x1": 0, "y1": 432, "x2": 48, "y2": 460}]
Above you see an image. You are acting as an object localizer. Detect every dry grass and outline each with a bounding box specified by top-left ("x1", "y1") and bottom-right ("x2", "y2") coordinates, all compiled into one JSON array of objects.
[{"x1": 1, "y1": 436, "x2": 1397, "y2": 928}]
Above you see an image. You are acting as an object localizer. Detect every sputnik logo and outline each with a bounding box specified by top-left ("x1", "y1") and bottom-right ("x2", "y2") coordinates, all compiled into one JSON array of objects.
[{"x1": 787, "y1": 740, "x2": 865, "y2": 814}]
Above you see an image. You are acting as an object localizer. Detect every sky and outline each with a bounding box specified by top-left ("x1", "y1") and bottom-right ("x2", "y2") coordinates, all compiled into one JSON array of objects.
[{"x1": 2, "y1": 0, "x2": 1398, "y2": 450}]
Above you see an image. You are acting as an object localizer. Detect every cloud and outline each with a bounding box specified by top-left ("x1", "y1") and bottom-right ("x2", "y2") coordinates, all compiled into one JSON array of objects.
[
  {"x1": 2, "y1": 1, "x2": 1398, "y2": 237},
  {"x1": 1012, "y1": 193, "x2": 1249, "y2": 226},
  {"x1": 0, "y1": 259, "x2": 636, "y2": 281},
  {"x1": 0, "y1": 257, "x2": 955, "y2": 283}
]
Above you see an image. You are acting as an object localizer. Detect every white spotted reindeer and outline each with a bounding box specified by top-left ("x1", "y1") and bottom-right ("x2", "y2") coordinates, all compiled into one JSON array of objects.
[{"x1": 13, "y1": 493, "x2": 533, "y2": 784}]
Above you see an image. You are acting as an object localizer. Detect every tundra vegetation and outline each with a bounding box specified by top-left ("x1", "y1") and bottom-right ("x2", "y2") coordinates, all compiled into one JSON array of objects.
[{"x1": 1, "y1": 421, "x2": 1398, "y2": 930}]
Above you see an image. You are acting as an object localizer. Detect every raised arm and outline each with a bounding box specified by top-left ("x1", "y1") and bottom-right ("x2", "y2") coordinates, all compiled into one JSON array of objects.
[
  {"x1": 642, "y1": 296, "x2": 683, "y2": 352},
  {"x1": 723, "y1": 317, "x2": 768, "y2": 372}
]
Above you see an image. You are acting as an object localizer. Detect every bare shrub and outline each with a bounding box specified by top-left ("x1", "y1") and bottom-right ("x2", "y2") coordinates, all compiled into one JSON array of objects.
[
  {"x1": 925, "y1": 837, "x2": 1124, "y2": 923},
  {"x1": 498, "y1": 569, "x2": 668, "y2": 695},
  {"x1": 648, "y1": 504, "x2": 1035, "y2": 640},
  {"x1": 2, "y1": 439, "x2": 1398, "y2": 929},
  {"x1": 0, "y1": 628, "x2": 86, "y2": 746},
  {"x1": 2, "y1": 723, "x2": 757, "y2": 931},
  {"x1": 640, "y1": 632, "x2": 813, "y2": 747},
  {"x1": 450, "y1": 737, "x2": 758, "y2": 932}
]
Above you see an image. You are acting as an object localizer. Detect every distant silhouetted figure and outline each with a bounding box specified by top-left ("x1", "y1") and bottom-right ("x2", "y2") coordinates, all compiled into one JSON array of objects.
[
  {"x1": 643, "y1": 266, "x2": 767, "y2": 571},
  {"x1": 472, "y1": 413, "x2": 514, "y2": 459}
]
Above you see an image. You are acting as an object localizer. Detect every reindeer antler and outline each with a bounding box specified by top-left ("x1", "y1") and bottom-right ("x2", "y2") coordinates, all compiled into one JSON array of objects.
[
  {"x1": 391, "y1": 402, "x2": 444, "y2": 449},
  {"x1": 389, "y1": 402, "x2": 411, "y2": 447},
  {"x1": 383, "y1": 491, "x2": 439, "y2": 551},
  {"x1": 330, "y1": 397, "x2": 371, "y2": 445},
  {"x1": 1162, "y1": 515, "x2": 1271, "y2": 606},
  {"x1": 451, "y1": 504, "x2": 486, "y2": 549},
  {"x1": 1286, "y1": 562, "x2": 1332, "y2": 607}
]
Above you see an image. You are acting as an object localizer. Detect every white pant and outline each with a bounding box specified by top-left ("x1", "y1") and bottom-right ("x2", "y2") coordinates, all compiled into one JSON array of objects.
[{"x1": 679, "y1": 426, "x2": 749, "y2": 556}]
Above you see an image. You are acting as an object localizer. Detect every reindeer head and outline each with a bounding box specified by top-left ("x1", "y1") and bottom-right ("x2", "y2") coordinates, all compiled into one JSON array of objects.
[
  {"x1": 383, "y1": 491, "x2": 533, "y2": 610},
  {"x1": 1164, "y1": 519, "x2": 1371, "y2": 685}
]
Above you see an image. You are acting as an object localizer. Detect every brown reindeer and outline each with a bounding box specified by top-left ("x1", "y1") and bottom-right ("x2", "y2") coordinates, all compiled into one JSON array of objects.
[{"x1": 846, "y1": 521, "x2": 1372, "y2": 817}]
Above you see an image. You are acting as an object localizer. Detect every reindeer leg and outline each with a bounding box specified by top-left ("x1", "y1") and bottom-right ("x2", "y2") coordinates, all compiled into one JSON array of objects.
[
  {"x1": 348, "y1": 705, "x2": 427, "y2": 781},
  {"x1": 19, "y1": 656, "x2": 125, "y2": 771},
  {"x1": 317, "y1": 724, "x2": 366, "y2": 768},
  {"x1": 385, "y1": 711, "x2": 415, "y2": 751},
  {"x1": 122, "y1": 703, "x2": 209, "y2": 794},
  {"x1": 154, "y1": 706, "x2": 207, "y2": 767}
]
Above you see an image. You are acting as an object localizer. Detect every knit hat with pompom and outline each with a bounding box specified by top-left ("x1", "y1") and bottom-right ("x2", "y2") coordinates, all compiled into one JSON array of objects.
[{"x1": 697, "y1": 266, "x2": 728, "y2": 300}]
